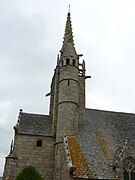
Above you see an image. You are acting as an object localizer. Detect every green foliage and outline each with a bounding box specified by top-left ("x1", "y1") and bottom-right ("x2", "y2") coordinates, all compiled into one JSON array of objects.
[{"x1": 15, "y1": 165, "x2": 42, "y2": 180}]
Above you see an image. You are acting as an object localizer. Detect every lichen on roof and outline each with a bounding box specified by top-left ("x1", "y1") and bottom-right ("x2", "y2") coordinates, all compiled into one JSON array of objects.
[
  {"x1": 77, "y1": 108, "x2": 135, "y2": 179},
  {"x1": 96, "y1": 130, "x2": 112, "y2": 165},
  {"x1": 68, "y1": 136, "x2": 96, "y2": 179}
]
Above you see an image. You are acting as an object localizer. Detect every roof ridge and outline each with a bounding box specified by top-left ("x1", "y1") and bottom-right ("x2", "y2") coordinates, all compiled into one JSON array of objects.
[
  {"x1": 86, "y1": 108, "x2": 135, "y2": 115},
  {"x1": 22, "y1": 112, "x2": 50, "y2": 117}
]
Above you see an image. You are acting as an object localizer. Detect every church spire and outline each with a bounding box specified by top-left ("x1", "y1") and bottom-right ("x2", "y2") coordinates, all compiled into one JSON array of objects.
[{"x1": 60, "y1": 10, "x2": 77, "y2": 58}]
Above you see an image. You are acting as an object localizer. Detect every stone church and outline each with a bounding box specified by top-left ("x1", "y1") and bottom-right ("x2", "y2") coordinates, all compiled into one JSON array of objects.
[{"x1": 3, "y1": 11, "x2": 135, "y2": 180}]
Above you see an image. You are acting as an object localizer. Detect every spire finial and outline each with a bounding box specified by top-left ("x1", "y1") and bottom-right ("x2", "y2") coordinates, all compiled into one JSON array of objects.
[{"x1": 68, "y1": 4, "x2": 70, "y2": 13}]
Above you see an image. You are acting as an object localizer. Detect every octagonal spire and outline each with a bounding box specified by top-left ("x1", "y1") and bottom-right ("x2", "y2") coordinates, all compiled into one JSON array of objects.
[{"x1": 60, "y1": 11, "x2": 77, "y2": 58}]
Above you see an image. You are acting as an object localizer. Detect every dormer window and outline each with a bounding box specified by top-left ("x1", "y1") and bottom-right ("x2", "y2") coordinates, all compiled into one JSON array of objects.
[{"x1": 36, "y1": 140, "x2": 42, "y2": 147}]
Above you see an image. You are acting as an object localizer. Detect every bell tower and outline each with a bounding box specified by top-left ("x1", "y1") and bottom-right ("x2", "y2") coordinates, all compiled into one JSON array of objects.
[
  {"x1": 50, "y1": 10, "x2": 90, "y2": 180},
  {"x1": 56, "y1": 11, "x2": 79, "y2": 142}
]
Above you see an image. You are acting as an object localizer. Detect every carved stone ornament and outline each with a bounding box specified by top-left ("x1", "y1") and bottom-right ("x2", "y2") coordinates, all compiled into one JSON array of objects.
[{"x1": 113, "y1": 139, "x2": 135, "y2": 179}]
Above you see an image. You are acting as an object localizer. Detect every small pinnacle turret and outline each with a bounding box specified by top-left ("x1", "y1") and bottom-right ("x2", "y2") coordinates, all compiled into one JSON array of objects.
[{"x1": 60, "y1": 12, "x2": 77, "y2": 58}]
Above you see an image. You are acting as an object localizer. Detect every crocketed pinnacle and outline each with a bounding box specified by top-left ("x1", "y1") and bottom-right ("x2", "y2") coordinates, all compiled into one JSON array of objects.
[{"x1": 60, "y1": 12, "x2": 77, "y2": 58}]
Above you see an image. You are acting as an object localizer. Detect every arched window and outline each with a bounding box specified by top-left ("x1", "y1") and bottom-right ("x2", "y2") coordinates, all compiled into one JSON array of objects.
[
  {"x1": 123, "y1": 157, "x2": 135, "y2": 180},
  {"x1": 36, "y1": 140, "x2": 42, "y2": 147}
]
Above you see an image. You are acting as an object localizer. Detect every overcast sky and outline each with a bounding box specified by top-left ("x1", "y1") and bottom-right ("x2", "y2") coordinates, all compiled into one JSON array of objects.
[{"x1": 1, "y1": 0, "x2": 135, "y2": 176}]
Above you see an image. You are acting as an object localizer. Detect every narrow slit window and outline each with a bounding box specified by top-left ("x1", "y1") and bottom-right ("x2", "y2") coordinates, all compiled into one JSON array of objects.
[
  {"x1": 37, "y1": 140, "x2": 42, "y2": 147},
  {"x1": 68, "y1": 80, "x2": 70, "y2": 86}
]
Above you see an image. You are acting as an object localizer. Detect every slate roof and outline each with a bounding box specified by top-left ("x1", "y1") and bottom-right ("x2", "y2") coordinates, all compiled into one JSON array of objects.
[
  {"x1": 17, "y1": 112, "x2": 52, "y2": 136},
  {"x1": 68, "y1": 136, "x2": 93, "y2": 179},
  {"x1": 16, "y1": 108, "x2": 135, "y2": 179},
  {"x1": 78, "y1": 108, "x2": 135, "y2": 179}
]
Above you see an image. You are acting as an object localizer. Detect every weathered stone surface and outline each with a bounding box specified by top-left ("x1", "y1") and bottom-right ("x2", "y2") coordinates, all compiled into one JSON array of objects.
[{"x1": 3, "y1": 134, "x2": 55, "y2": 180}]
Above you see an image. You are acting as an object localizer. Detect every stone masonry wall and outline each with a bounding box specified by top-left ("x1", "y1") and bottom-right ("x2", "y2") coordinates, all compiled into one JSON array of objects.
[
  {"x1": 6, "y1": 134, "x2": 55, "y2": 180},
  {"x1": 78, "y1": 76, "x2": 85, "y2": 124},
  {"x1": 53, "y1": 143, "x2": 74, "y2": 180},
  {"x1": 56, "y1": 65, "x2": 79, "y2": 142}
]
